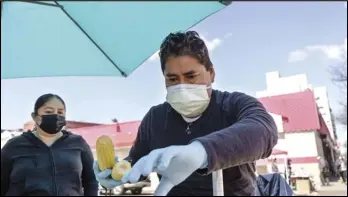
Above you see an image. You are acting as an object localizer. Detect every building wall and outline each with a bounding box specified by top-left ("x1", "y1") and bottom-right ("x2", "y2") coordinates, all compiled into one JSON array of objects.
[
  {"x1": 256, "y1": 71, "x2": 336, "y2": 140},
  {"x1": 314, "y1": 131, "x2": 325, "y2": 158},
  {"x1": 264, "y1": 131, "x2": 323, "y2": 187},
  {"x1": 269, "y1": 112, "x2": 284, "y2": 134},
  {"x1": 266, "y1": 162, "x2": 321, "y2": 188},
  {"x1": 313, "y1": 86, "x2": 336, "y2": 139},
  {"x1": 285, "y1": 132, "x2": 319, "y2": 158},
  {"x1": 256, "y1": 71, "x2": 312, "y2": 97}
]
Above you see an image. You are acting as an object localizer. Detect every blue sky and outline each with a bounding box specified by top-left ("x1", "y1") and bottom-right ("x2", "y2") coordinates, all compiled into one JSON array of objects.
[{"x1": 1, "y1": 2, "x2": 347, "y2": 141}]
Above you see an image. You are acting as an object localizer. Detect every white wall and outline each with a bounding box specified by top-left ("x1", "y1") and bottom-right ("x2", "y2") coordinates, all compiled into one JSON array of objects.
[
  {"x1": 256, "y1": 71, "x2": 311, "y2": 97},
  {"x1": 314, "y1": 131, "x2": 325, "y2": 158},
  {"x1": 282, "y1": 132, "x2": 319, "y2": 158},
  {"x1": 313, "y1": 86, "x2": 335, "y2": 138},
  {"x1": 269, "y1": 112, "x2": 284, "y2": 133}
]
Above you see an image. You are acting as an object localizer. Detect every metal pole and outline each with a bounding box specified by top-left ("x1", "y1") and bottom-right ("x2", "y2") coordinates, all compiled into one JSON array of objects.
[{"x1": 212, "y1": 170, "x2": 224, "y2": 196}]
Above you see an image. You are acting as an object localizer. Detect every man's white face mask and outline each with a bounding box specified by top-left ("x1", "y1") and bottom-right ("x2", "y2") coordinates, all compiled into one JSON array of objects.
[{"x1": 166, "y1": 84, "x2": 211, "y2": 118}]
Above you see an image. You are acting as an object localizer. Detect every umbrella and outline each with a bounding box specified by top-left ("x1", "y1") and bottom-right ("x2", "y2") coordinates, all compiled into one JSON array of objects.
[{"x1": 1, "y1": 1, "x2": 232, "y2": 79}]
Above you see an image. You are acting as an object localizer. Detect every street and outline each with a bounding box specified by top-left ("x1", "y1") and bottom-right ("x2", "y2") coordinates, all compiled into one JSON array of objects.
[
  {"x1": 316, "y1": 182, "x2": 347, "y2": 196},
  {"x1": 295, "y1": 182, "x2": 348, "y2": 196}
]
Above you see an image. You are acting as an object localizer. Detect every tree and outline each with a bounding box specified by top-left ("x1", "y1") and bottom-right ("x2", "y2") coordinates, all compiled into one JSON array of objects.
[{"x1": 330, "y1": 57, "x2": 347, "y2": 126}]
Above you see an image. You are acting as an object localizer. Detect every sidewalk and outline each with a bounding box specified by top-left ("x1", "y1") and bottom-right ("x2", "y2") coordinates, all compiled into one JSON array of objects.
[{"x1": 313, "y1": 182, "x2": 347, "y2": 196}]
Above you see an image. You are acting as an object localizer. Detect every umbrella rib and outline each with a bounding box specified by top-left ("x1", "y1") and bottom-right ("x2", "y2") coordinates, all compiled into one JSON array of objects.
[
  {"x1": 53, "y1": 1, "x2": 128, "y2": 77},
  {"x1": 17, "y1": 1, "x2": 63, "y2": 8}
]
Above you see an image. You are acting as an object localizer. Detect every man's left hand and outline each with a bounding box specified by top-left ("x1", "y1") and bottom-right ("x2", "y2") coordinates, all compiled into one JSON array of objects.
[{"x1": 122, "y1": 142, "x2": 208, "y2": 196}]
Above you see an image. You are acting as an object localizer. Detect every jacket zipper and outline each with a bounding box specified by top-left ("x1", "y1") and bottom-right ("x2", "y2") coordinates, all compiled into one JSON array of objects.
[
  {"x1": 49, "y1": 148, "x2": 58, "y2": 195},
  {"x1": 186, "y1": 123, "x2": 193, "y2": 135}
]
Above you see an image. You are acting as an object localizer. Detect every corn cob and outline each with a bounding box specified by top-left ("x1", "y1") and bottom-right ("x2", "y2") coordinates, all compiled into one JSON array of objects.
[
  {"x1": 112, "y1": 160, "x2": 132, "y2": 180},
  {"x1": 96, "y1": 135, "x2": 116, "y2": 171}
]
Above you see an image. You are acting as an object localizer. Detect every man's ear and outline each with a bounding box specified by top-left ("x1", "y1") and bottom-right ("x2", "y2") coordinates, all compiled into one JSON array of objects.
[{"x1": 209, "y1": 66, "x2": 215, "y2": 83}]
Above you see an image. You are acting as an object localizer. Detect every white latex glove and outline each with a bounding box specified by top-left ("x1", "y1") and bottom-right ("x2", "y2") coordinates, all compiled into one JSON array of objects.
[{"x1": 122, "y1": 142, "x2": 208, "y2": 196}]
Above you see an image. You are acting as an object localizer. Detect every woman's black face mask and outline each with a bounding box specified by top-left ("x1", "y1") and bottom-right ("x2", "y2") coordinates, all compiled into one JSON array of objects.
[{"x1": 37, "y1": 114, "x2": 66, "y2": 134}]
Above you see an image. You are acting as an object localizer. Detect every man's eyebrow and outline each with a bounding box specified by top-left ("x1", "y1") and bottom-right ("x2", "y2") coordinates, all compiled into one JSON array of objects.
[
  {"x1": 165, "y1": 73, "x2": 178, "y2": 77},
  {"x1": 183, "y1": 71, "x2": 196, "y2": 75}
]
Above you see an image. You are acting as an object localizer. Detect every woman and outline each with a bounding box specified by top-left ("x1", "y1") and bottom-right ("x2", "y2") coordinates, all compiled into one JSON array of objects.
[
  {"x1": 1, "y1": 94, "x2": 98, "y2": 196},
  {"x1": 271, "y1": 158, "x2": 279, "y2": 173}
]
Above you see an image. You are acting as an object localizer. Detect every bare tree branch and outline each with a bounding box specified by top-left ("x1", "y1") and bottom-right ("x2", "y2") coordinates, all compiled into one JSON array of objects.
[{"x1": 330, "y1": 57, "x2": 347, "y2": 126}]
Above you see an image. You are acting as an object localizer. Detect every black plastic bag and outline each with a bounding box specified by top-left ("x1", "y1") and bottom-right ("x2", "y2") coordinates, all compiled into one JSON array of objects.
[{"x1": 255, "y1": 173, "x2": 294, "y2": 196}]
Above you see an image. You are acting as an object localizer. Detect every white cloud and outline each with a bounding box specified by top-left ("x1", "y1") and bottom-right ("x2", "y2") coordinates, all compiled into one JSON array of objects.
[
  {"x1": 224, "y1": 32, "x2": 233, "y2": 39},
  {"x1": 288, "y1": 38, "x2": 347, "y2": 63},
  {"x1": 148, "y1": 35, "x2": 223, "y2": 61},
  {"x1": 288, "y1": 50, "x2": 308, "y2": 63},
  {"x1": 201, "y1": 36, "x2": 222, "y2": 52}
]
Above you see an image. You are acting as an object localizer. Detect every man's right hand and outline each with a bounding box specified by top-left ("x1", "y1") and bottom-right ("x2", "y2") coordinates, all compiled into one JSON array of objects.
[{"x1": 93, "y1": 158, "x2": 123, "y2": 189}]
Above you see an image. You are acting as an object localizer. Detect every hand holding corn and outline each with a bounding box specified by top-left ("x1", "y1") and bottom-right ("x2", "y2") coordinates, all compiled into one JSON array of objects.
[
  {"x1": 93, "y1": 136, "x2": 132, "y2": 189},
  {"x1": 122, "y1": 141, "x2": 208, "y2": 196}
]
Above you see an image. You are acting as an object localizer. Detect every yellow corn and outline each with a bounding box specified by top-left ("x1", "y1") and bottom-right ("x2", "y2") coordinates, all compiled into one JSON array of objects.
[
  {"x1": 112, "y1": 160, "x2": 132, "y2": 180},
  {"x1": 96, "y1": 135, "x2": 116, "y2": 171}
]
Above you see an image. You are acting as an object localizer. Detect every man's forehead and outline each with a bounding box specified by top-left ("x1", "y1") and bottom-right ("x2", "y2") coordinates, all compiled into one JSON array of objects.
[
  {"x1": 165, "y1": 67, "x2": 201, "y2": 76},
  {"x1": 164, "y1": 63, "x2": 205, "y2": 74}
]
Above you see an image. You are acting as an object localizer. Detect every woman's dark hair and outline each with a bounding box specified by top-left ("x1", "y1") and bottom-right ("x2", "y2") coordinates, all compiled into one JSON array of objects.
[
  {"x1": 159, "y1": 31, "x2": 213, "y2": 72},
  {"x1": 33, "y1": 93, "x2": 66, "y2": 115}
]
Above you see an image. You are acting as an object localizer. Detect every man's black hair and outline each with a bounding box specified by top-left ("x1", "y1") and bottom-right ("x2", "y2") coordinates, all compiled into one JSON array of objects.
[{"x1": 159, "y1": 31, "x2": 213, "y2": 72}]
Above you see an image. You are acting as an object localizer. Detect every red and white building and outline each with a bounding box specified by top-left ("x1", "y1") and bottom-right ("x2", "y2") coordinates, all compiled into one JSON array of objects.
[{"x1": 255, "y1": 71, "x2": 338, "y2": 186}]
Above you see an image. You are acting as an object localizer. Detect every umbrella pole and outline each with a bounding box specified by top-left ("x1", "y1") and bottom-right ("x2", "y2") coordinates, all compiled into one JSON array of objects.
[{"x1": 212, "y1": 170, "x2": 224, "y2": 196}]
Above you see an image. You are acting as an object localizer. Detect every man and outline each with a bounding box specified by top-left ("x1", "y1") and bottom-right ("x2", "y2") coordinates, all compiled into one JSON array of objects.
[
  {"x1": 94, "y1": 31, "x2": 278, "y2": 196},
  {"x1": 318, "y1": 156, "x2": 330, "y2": 186},
  {"x1": 338, "y1": 156, "x2": 347, "y2": 184},
  {"x1": 287, "y1": 159, "x2": 293, "y2": 185}
]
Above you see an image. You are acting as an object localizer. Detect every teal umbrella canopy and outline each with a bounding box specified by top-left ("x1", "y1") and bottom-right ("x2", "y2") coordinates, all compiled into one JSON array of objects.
[{"x1": 1, "y1": 1, "x2": 231, "y2": 79}]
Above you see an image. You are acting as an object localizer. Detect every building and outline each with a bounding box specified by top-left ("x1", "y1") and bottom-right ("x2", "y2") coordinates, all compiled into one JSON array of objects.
[
  {"x1": 256, "y1": 112, "x2": 288, "y2": 175},
  {"x1": 258, "y1": 90, "x2": 335, "y2": 184},
  {"x1": 313, "y1": 87, "x2": 337, "y2": 139},
  {"x1": 256, "y1": 71, "x2": 337, "y2": 187},
  {"x1": 256, "y1": 71, "x2": 312, "y2": 97},
  {"x1": 23, "y1": 120, "x2": 102, "y2": 131},
  {"x1": 256, "y1": 71, "x2": 337, "y2": 140}
]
